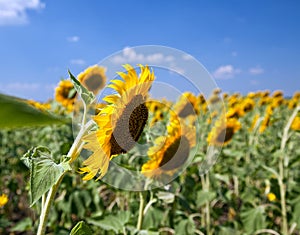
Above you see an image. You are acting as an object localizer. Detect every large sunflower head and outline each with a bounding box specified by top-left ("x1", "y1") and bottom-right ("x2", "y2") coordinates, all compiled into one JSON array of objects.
[
  {"x1": 80, "y1": 64, "x2": 155, "y2": 180},
  {"x1": 55, "y1": 80, "x2": 76, "y2": 110},
  {"x1": 141, "y1": 113, "x2": 196, "y2": 179},
  {"x1": 78, "y1": 65, "x2": 107, "y2": 95},
  {"x1": 207, "y1": 118, "x2": 241, "y2": 146}
]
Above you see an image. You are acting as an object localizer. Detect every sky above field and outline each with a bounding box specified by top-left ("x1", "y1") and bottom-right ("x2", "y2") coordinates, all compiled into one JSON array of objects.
[{"x1": 0, "y1": 0, "x2": 299, "y2": 101}]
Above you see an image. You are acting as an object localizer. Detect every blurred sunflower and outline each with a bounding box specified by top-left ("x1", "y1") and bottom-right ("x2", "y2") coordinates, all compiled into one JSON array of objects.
[
  {"x1": 288, "y1": 98, "x2": 299, "y2": 110},
  {"x1": 55, "y1": 80, "x2": 76, "y2": 110},
  {"x1": 0, "y1": 193, "x2": 8, "y2": 207},
  {"x1": 291, "y1": 116, "x2": 300, "y2": 131},
  {"x1": 142, "y1": 114, "x2": 196, "y2": 179},
  {"x1": 241, "y1": 98, "x2": 255, "y2": 113},
  {"x1": 80, "y1": 65, "x2": 155, "y2": 180},
  {"x1": 226, "y1": 107, "x2": 242, "y2": 119},
  {"x1": 146, "y1": 99, "x2": 171, "y2": 126},
  {"x1": 207, "y1": 118, "x2": 241, "y2": 146},
  {"x1": 293, "y1": 91, "x2": 300, "y2": 100},
  {"x1": 259, "y1": 112, "x2": 272, "y2": 133},
  {"x1": 272, "y1": 90, "x2": 283, "y2": 98},
  {"x1": 27, "y1": 100, "x2": 51, "y2": 111},
  {"x1": 173, "y1": 92, "x2": 199, "y2": 118},
  {"x1": 249, "y1": 114, "x2": 260, "y2": 132},
  {"x1": 78, "y1": 65, "x2": 107, "y2": 95},
  {"x1": 267, "y1": 192, "x2": 276, "y2": 202}
]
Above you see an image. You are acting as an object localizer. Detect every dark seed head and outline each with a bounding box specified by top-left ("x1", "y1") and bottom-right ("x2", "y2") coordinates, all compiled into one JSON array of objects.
[
  {"x1": 110, "y1": 95, "x2": 148, "y2": 156},
  {"x1": 159, "y1": 136, "x2": 190, "y2": 171},
  {"x1": 84, "y1": 75, "x2": 104, "y2": 93},
  {"x1": 216, "y1": 127, "x2": 234, "y2": 143}
]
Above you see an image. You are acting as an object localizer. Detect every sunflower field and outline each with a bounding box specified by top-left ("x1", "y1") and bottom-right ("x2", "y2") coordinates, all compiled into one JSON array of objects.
[{"x1": 0, "y1": 64, "x2": 300, "y2": 235}]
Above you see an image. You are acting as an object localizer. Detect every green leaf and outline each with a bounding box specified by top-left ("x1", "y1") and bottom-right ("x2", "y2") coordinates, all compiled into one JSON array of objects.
[
  {"x1": 10, "y1": 218, "x2": 32, "y2": 232},
  {"x1": 23, "y1": 146, "x2": 66, "y2": 206},
  {"x1": 196, "y1": 190, "x2": 216, "y2": 207},
  {"x1": 142, "y1": 207, "x2": 164, "y2": 230},
  {"x1": 0, "y1": 93, "x2": 67, "y2": 129},
  {"x1": 87, "y1": 211, "x2": 130, "y2": 233},
  {"x1": 291, "y1": 198, "x2": 300, "y2": 229},
  {"x1": 175, "y1": 218, "x2": 196, "y2": 235},
  {"x1": 68, "y1": 70, "x2": 95, "y2": 105},
  {"x1": 241, "y1": 206, "x2": 266, "y2": 234},
  {"x1": 70, "y1": 221, "x2": 93, "y2": 235}
]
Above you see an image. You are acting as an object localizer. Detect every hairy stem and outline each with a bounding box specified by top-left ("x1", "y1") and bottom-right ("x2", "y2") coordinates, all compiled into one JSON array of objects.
[
  {"x1": 137, "y1": 191, "x2": 145, "y2": 230},
  {"x1": 278, "y1": 106, "x2": 299, "y2": 235}
]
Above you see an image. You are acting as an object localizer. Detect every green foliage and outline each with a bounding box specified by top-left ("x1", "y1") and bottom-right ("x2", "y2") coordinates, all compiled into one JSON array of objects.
[
  {"x1": 241, "y1": 206, "x2": 266, "y2": 234},
  {"x1": 22, "y1": 146, "x2": 70, "y2": 206},
  {"x1": 70, "y1": 221, "x2": 93, "y2": 235},
  {"x1": 87, "y1": 211, "x2": 130, "y2": 233},
  {"x1": 0, "y1": 93, "x2": 67, "y2": 129},
  {"x1": 68, "y1": 70, "x2": 95, "y2": 105},
  {"x1": 0, "y1": 91, "x2": 299, "y2": 234}
]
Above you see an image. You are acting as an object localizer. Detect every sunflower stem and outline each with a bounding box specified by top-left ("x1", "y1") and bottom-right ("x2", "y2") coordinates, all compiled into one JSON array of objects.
[
  {"x1": 137, "y1": 191, "x2": 145, "y2": 231},
  {"x1": 37, "y1": 172, "x2": 66, "y2": 235},
  {"x1": 36, "y1": 110, "x2": 95, "y2": 235},
  {"x1": 278, "y1": 106, "x2": 299, "y2": 235}
]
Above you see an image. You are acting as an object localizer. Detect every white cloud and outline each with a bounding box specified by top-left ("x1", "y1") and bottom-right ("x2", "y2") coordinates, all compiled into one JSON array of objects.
[
  {"x1": 67, "y1": 36, "x2": 80, "y2": 42},
  {"x1": 70, "y1": 59, "x2": 86, "y2": 66},
  {"x1": 111, "y1": 47, "x2": 175, "y2": 64},
  {"x1": 110, "y1": 47, "x2": 185, "y2": 74},
  {"x1": 213, "y1": 65, "x2": 241, "y2": 79},
  {"x1": 249, "y1": 66, "x2": 264, "y2": 75},
  {"x1": 182, "y1": 54, "x2": 193, "y2": 61},
  {"x1": 0, "y1": 0, "x2": 45, "y2": 25}
]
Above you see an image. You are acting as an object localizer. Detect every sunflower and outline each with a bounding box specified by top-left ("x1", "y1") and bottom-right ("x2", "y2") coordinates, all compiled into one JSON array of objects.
[
  {"x1": 288, "y1": 98, "x2": 299, "y2": 110},
  {"x1": 173, "y1": 92, "x2": 200, "y2": 118},
  {"x1": 146, "y1": 99, "x2": 171, "y2": 126},
  {"x1": 249, "y1": 114, "x2": 260, "y2": 132},
  {"x1": 272, "y1": 90, "x2": 283, "y2": 98},
  {"x1": 291, "y1": 116, "x2": 300, "y2": 131},
  {"x1": 80, "y1": 64, "x2": 155, "y2": 180},
  {"x1": 207, "y1": 118, "x2": 241, "y2": 146},
  {"x1": 55, "y1": 80, "x2": 76, "y2": 110},
  {"x1": 141, "y1": 114, "x2": 196, "y2": 179},
  {"x1": 27, "y1": 100, "x2": 51, "y2": 111},
  {"x1": 226, "y1": 108, "x2": 241, "y2": 119},
  {"x1": 259, "y1": 111, "x2": 272, "y2": 133},
  {"x1": 0, "y1": 193, "x2": 8, "y2": 207},
  {"x1": 78, "y1": 65, "x2": 107, "y2": 95},
  {"x1": 241, "y1": 98, "x2": 255, "y2": 113}
]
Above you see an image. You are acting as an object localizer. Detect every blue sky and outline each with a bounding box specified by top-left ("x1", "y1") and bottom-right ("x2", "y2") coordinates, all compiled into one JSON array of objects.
[{"x1": 0, "y1": 0, "x2": 299, "y2": 101}]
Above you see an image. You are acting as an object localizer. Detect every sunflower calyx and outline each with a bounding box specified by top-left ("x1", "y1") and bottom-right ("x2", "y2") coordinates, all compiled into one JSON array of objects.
[{"x1": 68, "y1": 70, "x2": 95, "y2": 105}]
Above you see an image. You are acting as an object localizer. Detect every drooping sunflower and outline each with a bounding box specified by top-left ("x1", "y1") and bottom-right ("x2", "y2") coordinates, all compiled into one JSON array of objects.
[
  {"x1": 207, "y1": 118, "x2": 241, "y2": 146},
  {"x1": 80, "y1": 64, "x2": 155, "y2": 180},
  {"x1": 141, "y1": 114, "x2": 196, "y2": 179},
  {"x1": 55, "y1": 80, "x2": 76, "y2": 110},
  {"x1": 78, "y1": 65, "x2": 107, "y2": 95}
]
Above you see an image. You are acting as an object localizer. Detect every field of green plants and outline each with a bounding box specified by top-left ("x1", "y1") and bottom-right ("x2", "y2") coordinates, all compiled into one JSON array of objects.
[{"x1": 0, "y1": 64, "x2": 300, "y2": 235}]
